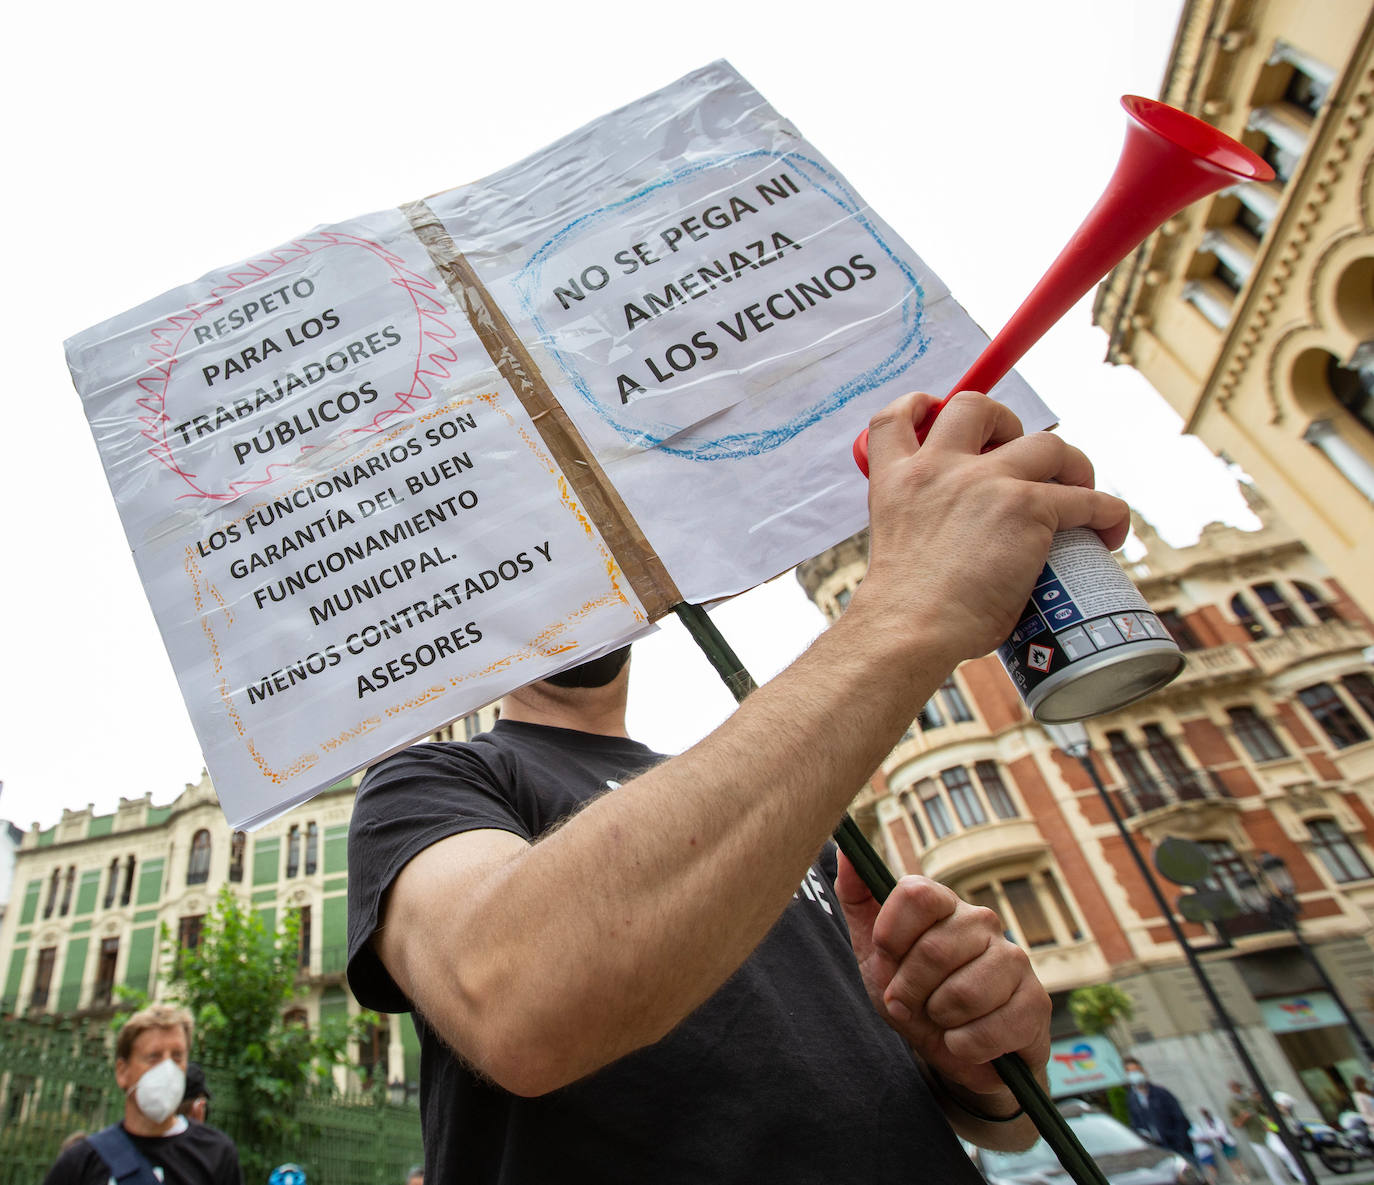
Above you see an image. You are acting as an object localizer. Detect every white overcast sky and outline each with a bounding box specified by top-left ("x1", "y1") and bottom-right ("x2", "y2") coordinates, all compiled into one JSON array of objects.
[{"x1": 0, "y1": 0, "x2": 1260, "y2": 832}]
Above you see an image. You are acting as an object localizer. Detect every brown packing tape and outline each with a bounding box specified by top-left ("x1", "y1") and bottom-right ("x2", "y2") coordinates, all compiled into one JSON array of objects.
[{"x1": 401, "y1": 201, "x2": 683, "y2": 622}]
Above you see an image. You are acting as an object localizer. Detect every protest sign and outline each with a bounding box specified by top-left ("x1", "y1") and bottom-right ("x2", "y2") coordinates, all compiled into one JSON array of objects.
[{"x1": 65, "y1": 60, "x2": 1053, "y2": 828}]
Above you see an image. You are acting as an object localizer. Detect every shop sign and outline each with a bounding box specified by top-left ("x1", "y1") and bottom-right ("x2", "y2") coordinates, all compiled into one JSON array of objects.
[
  {"x1": 1261, "y1": 992, "x2": 1345, "y2": 1034},
  {"x1": 1048, "y1": 1035, "x2": 1126, "y2": 1096}
]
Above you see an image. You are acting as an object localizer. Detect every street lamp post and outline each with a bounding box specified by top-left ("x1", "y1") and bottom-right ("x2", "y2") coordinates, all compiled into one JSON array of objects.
[
  {"x1": 1241, "y1": 851, "x2": 1374, "y2": 1066},
  {"x1": 1044, "y1": 723, "x2": 1317, "y2": 1185}
]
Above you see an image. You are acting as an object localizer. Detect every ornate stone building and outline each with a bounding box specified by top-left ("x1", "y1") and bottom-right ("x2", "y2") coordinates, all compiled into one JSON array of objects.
[
  {"x1": 0, "y1": 705, "x2": 497, "y2": 1095},
  {"x1": 798, "y1": 495, "x2": 1374, "y2": 1121},
  {"x1": 1095, "y1": 0, "x2": 1374, "y2": 616}
]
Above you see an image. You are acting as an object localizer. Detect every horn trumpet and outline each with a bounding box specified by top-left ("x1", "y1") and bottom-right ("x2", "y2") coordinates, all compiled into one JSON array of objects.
[{"x1": 852, "y1": 95, "x2": 1274, "y2": 472}]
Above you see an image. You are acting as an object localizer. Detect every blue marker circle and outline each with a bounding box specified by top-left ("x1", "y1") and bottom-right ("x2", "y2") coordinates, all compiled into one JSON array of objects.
[{"x1": 513, "y1": 150, "x2": 929, "y2": 461}]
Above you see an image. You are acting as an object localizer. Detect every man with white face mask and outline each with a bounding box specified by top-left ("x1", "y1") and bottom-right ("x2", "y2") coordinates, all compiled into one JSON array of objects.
[
  {"x1": 42, "y1": 1003, "x2": 241, "y2": 1185},
  {"x1": 1124, "y1": 1055, "x2": 1194, "y2": 1161}
]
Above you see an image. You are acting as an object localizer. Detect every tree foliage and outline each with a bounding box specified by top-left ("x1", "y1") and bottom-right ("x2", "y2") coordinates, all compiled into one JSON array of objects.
[
  {"x1": 1069, "y1": 983, "x2": 1137, "y2": 1125},
  {"x1": 1067, "y1": 982, "x2": 1136, "y2": 1042},
  {"x1": 166, "y1": 886, "x2": 374, "y2": 1159}
]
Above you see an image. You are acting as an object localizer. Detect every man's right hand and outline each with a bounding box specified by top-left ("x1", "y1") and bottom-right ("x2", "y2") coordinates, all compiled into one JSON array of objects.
[{"x1": 857, "y1": 390, "x2": 1130, "y2": 669}]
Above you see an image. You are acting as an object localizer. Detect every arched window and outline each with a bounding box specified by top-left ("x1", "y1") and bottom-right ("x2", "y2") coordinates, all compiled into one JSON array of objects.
[
  {"x1": 1298, "y1": 682, "x2": 1370, "y2": 749},
  {"x1": 1251, "y1": 582, "x2": 1300, "y2": 630},
  {"x1": 1295, "y1": 581, "x2": 1339, "y2": 623},
  {"x1": 359, "y1": 1019, "x2": 390, "y2": 1087},
  {"x1": 899, "y1": 790, "x2": 929, "y2": 847},
  {"x1": 1227, "y1": 706, "x2": 1288, "y2": 762},
  {"x1": 964, "y1": 876, "x2": 1062, "y2": 949},
  {"x1": 59, "y1": 866, "x2": 75, "y2": 916},
  {"x1": 1326, "y1": 355, "x2": 1374, "y2": 439},
  {"x1": 1199, "y1": 840, "x2": 1257, "y2": 908},
  {"x1": 938, "y1": 677, "x2": 974, "y2": 723},
  {"x1": 1158, "y1": 608, "x2": 1202, "y2": 651},
  {"x1": 121, "y1": 856, "x2": 136, "y2": 906},
  {"x1": 1344, "y1": 673, "x2": 1374, "y2": 725},
  {"x1": 186, "y1": 830, "x2": 212, "y2": 886},
  {"x1": 104, "y1": 858, "x2": 120, "y2": 909},
  {"x1": 1308, "y1": 818, "x2": 1372, "y2": 882},
  {"x1": 975, "y1": 761, "x2": 1020, "y2": 820},
  {"x1": 297, "y1": 905, "x2": 312, "y2": 969},
  {"x1": 1107, "y1": 731, "x2": 1160, "y2": 811},
  {"x1": 1143, "y1": 724, "x2": 1200, "y2": 797},
  {"x1": 229, "y1": 832, "x2": 246, "y2": 883},
  {"x1": 1231, "y1": 593, "x2": 1267, "y2": 640},
  {"x1": 916, "y1": 695, "x2": 946, "y2": 731},
  {"x1": 286, "y1": 825, "x2": 301, "y2": 879},
  {"x1": 940, "y1": 767, "x2": 986, "y2": 828},
  {"x1": 44, "y1": 868, "x2": 60, "y2": 918},
  {"x1": 915, "y1": 778, "x2": 953, "y2": 840}
]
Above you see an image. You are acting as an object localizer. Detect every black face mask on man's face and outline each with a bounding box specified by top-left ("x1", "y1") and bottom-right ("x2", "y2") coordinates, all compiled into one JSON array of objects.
[{"x1": 542, "y1": 646, "x2": 631, "y2": 689}]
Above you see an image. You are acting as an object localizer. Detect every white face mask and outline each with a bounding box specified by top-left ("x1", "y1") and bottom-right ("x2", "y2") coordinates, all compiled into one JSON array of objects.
[
  {"x1": 1126, "y1": 1070, "x2": 1147, "y2": 1087},
  {"x1": 129, "y1": 1058, "x2": 186, "y2": 1124}
]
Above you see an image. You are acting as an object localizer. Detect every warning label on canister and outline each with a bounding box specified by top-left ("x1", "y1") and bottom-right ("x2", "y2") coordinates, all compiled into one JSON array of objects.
[{"x1": 995, "y1": 529, "x2": 1181, "y2": 715}]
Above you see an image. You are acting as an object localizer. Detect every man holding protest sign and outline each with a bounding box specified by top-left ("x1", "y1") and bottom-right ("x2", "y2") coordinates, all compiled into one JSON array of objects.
[{"x1": 346, "y1": 388, "x2": 1130, "y2": 1181}]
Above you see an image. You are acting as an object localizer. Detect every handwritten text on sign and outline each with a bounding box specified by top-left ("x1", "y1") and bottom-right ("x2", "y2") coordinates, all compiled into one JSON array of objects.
[
  {"x1": 69, "y1": 208, "x2": 645, "y2": 829},
  {"x1": 66, "y1": 62, "x2": 1052, "y2": 828}
]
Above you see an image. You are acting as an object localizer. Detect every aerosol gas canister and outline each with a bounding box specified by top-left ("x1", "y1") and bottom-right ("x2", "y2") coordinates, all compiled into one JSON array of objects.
[{"x1": 996, "y1": 528, "x2": 1185, "y2": 722}]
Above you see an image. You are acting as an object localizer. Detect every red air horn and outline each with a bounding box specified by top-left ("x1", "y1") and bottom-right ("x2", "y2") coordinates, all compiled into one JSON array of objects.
[{"x1": 852, "y1": 95, "x2": 1274, "y2": 473}]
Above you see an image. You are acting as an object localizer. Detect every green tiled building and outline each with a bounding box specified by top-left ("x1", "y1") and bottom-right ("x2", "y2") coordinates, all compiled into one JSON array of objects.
[{"x1": 0, "y1": 705, "x2": 494, "y2": 1092}]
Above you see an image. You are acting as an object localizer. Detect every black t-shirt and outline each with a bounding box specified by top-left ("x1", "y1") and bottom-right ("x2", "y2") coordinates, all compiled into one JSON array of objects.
[
  {"x1": 43, "y1": 1119, "x2": 241, "y2": 1185},
  {"x1": 347, "y1": 719, "x2": 983, "y2": 1184}
]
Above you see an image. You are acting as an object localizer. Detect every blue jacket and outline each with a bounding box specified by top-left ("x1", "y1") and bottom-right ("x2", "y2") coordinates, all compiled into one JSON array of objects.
[{"x1": 1127, "y1": 1082, "x2": 1193, "y2": 1158}]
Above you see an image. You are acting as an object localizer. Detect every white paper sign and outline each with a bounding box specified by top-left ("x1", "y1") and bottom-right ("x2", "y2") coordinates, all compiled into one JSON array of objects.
[
  {"x1": 436, "y1": 61, "x2": 1053, "y2": 600},
  {"x1": 65, "y1": 61, "x2": 1053, "y2": 829},
  {"x1": 66, "y1": 209, "x2": 649, "y2": 829}
]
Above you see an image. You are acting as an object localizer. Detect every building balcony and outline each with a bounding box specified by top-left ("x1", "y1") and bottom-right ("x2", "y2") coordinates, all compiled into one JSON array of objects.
[
  {"x1": 1106, "y1": 772, "x2": 1242, "y2": 846},
  {"x1": 1118, "y1": 769, "x2": 1229, "y2": 816},
  {"x1": 1214, "y1": 908, "x2": 1283, "y2": 941},
  {"x1": 1250, "y1": 620, "x2": 1372, "y2": 676},
  {"x1": 1029, "y1": 938, "x2": 1112, "y2": 994},
  {"x1": 920, "y1": 818, "x2": 1047, "y2": 884},
  {"x1": 884, "y1": 719, "x2": 990, "y2": 769},
  {"x1": 1169, "y1": 643, "x2": 1257, "y2": 690},
  {"x1": 307, "y1": 944, "x2": 349, "y2": 984}
]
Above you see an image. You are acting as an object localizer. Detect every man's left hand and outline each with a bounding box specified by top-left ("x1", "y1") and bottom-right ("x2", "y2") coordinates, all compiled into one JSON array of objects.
[{"x1": 836, "y1": 855, "x2": 1051, "y2": 1110}]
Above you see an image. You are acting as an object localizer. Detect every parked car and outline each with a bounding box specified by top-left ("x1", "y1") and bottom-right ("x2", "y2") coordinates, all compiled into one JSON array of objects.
[{"x1": 974, "y1": 1102, "x2": 1203, "y2": 1185}]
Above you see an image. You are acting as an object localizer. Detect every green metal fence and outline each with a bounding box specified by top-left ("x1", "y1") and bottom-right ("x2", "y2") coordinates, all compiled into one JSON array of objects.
[{"x1": 0, "y1": 1016, "x2": 422, "y2": 1185}]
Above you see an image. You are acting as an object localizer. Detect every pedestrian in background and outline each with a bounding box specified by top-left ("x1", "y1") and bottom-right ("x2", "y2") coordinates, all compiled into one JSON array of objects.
[
  {"x1": 42, "y1": 1003, "x2": 241, "y2": 1185},
  {"x1": 1124, "y1": 1056, "x2": 1193, "y2": 1160},
  {"x1": 179, "y1": 1061, "x2": 212, "y2": 1123},
  {"x1": 1266, "y1": 1093, "x2": 1304, "y2": 1183},
  {"x1": 1226, "y1": 1080, "x2": 1289, "y2": 1185},
  {"x1": 1191, "y1": 1106, "x2": 1236, "y2": 1183},
  {"x1": 1353, "y1": 1076, "x2": 1374, "y2": 1126}
]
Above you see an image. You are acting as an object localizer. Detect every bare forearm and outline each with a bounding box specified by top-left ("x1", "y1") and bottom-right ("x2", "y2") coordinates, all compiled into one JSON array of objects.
[{"x1": 394, "y1": 599, "x2": 954, "y2": 1093}]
